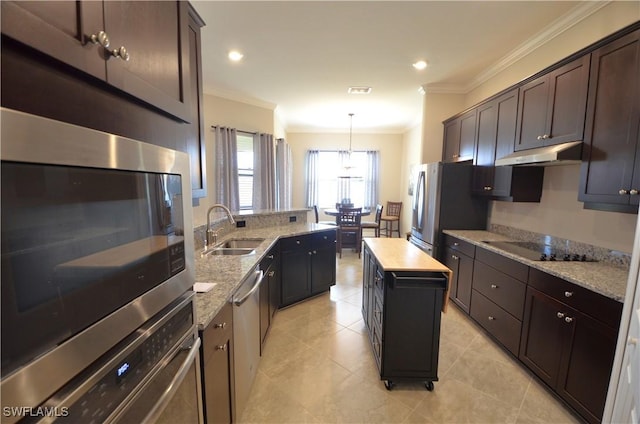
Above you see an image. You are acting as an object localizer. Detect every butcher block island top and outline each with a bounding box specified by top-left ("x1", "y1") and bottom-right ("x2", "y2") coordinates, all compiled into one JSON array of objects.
[
  {"x1": 364, "y1": 238, "x2": 451, "y2": 272},
  {"x1": 363, "y1": 237, "x2": 453, "y2": 311}
]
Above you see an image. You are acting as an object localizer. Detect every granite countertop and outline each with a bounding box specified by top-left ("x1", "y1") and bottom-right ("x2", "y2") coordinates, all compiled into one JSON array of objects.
[
  {"x1": 194, "y1": 223, "x2": 336, "y2": 330},
  {"x1": 443, "y1": 230, "x2": 629, "y2": 302}
]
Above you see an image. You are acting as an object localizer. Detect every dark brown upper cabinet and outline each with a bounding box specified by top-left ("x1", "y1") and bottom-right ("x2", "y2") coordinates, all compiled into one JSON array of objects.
[
  {"x1": 579, "y1": 29, "x2": 640, "y2": 212},
  {"x1": 471, "y1": 88, "x2": 544, "y2": 202},
  {"x1": 443, "y1": 109, "x2": 477, "y2": 163},
  {"x1": 187, "y1": 5, "x2": 207, "y2": 199},
  {"x1": 1, "y1": 1, "x2": 191, "y2": 123},
  {"x1": 515, "y1": 55, "x2": 590, "y2": 151}
]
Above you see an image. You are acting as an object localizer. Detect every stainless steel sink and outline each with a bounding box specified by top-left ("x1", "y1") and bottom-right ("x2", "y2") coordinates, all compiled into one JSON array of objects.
[
  {"x1": 205, "y1": 247, "x2": 256, "y2": 256},
  {"x1": 217, "y1": 238, "x2": 265, "y2": 249}
]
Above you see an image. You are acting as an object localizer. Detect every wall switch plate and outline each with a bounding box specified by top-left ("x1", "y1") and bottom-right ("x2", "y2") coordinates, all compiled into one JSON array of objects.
[
  {"x1": 236, "y1": 220, "x2": 246, "y2": 228},
  {"x1": 289, "y1": 216, "x2": 297, "y2": 222}
]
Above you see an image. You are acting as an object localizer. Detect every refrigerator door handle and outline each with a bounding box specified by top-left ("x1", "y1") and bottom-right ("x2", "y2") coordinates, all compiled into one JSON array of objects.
[{"x1": 415, "y1": 171, "x2": 425, "y2": 231}]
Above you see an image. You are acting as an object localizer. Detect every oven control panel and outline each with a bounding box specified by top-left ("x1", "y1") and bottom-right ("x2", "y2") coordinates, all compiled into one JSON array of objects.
[{"x1": 46, "y1": 296, "x2": 194, "y2": 423}]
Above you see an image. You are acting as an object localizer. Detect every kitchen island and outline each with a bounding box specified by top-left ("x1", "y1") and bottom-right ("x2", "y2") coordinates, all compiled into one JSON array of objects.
[{"x1": 361, "y1": 238, "x2": 452, "y2": 391}]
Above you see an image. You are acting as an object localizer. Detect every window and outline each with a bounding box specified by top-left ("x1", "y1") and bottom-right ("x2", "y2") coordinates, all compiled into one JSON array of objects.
[
  {"x1": 237, "y1": 132, "x2": 253, "y2": 209},
  {"x1": 306, "y1": 150, "x2": 379, "y2": 209}
]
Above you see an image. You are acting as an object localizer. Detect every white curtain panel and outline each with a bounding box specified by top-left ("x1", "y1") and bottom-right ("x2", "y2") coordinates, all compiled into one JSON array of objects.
[
  {"x1": 276, "y1": 138, "x2": 292, "y2": 209},
  {"x1": 364, "y1": 151, "x2": 380, "y2": 209},
  {"x1": 214, "y1": 126, "x2": 240, "y2": 211},
  {"x1": 252, "y1": 133, "x2": 276, "y2": 210},
  {"x1": 305, "y1": 150, "x2": 319, "y2": 207}
]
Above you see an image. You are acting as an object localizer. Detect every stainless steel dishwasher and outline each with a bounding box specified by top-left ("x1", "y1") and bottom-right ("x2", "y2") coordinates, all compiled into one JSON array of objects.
[{"x1": 233, "y1": 267, "x2": 264, "y2": 418}]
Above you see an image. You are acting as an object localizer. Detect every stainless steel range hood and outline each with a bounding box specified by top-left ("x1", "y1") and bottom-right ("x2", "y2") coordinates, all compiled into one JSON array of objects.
[{"x1": 494, "y1": 141, "x2": 583, "y2": 166}]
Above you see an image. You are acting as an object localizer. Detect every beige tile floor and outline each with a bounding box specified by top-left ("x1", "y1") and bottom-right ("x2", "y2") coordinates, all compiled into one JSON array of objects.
[{"x1": 239, "y1": 249, "x2": 582, "y2": 424}]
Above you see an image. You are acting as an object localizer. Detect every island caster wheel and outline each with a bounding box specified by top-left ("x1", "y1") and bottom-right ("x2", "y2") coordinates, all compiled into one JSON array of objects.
[
  {"x1": 384, "y1": 380, "x2": 394, "y2": 391},
  {"x1": 424, "y1": 381, "x2": 434, "y2": 391}
]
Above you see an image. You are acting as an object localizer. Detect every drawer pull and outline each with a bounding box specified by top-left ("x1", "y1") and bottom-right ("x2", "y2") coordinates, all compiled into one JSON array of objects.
[
  {"x1": 451, "y1": 255, "x2": 459, "y2": 260},
  {"x1": 556, "y1": 312, "x2": 565, "y2": 319},
  {"x1": 267, "y1": 254, "x2": 274, "y2": 259},
  {"x1": 453, "y1": 242, "x2": 459, "y2": 246},
  {"x1": 216, "y1": 344, "x2": 227, "y2": 351},
  {"x1": 628, "y1": 337, "x2": 638, "y2": 346},
  {"x1": 268, "y1": 271, "x2": 275, "y2": 277},
  {"x1": 564, "y1": 316, "x2": 574, "y2": 323},
  {"x1": 488, "y1": 316, "x2": 495, "y2": 321},
  {"x1": 564, "y1": 291, "x2": 574, "y2": 298},
  {"x1": 296, "y1": 240, "x2": 301, "y2": 245},
  {"x1": 213, "y1": 322, "x2": 227, "y2": 329},
  {"x1": 490, "y1": 284, "x2": 498, "y2": 289}
]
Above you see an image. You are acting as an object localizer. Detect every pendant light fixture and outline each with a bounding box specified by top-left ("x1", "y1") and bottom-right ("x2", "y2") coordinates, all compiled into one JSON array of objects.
[{"x1": 338, "y1": 113, "x2": 361, "y2": 179}]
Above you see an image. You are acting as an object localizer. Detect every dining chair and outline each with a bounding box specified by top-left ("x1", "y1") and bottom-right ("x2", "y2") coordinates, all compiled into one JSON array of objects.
[
  {"x1": 336, "y1": 207, "x2": 362, "y2": 258},
  {"x1": 313, "y1": 205, "x2": 337, "y2": 226},
  {"x1": 361, "y1": 204, "x2": 383, "y2": 238},
  {"x1": 380, "y1": 201, "x2": 402, "y2": 238}
]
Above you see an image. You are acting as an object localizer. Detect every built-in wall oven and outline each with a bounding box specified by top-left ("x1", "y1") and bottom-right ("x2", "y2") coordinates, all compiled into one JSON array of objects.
[{"x1": 0, "y1": 108, "x2": 199, "y2": 423}]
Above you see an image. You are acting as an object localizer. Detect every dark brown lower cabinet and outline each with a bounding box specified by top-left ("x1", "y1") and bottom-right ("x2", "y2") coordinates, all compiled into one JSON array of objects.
[
  {"x1": 443, "y1": 245, "x2": 474, "y2": 313},
  {"x1": 520, "y1": 286, "x2": 619, "y2": 424},
  {"x1": 200, "y1": 302, "x2": 234, "y2": 424}
]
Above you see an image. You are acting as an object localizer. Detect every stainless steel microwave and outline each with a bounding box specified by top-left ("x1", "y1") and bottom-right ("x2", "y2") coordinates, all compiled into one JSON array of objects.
[{"x1": 0, "y1": 108, "x2": 195, "y2": 413}]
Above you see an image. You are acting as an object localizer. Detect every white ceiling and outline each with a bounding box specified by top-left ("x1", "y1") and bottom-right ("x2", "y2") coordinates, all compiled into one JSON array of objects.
[{"x1": 191, "y1": 1, "x2": 595, "y2": 133}]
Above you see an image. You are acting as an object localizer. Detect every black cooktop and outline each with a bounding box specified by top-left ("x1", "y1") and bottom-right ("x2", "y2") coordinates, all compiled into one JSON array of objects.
[{"x1": 482, "y1": 240, "x2": 595, "y2": 262}]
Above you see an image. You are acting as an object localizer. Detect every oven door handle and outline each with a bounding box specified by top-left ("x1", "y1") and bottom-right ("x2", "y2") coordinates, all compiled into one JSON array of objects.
[
  {"x1": 233, "y1": 270, "x2": 264, "y2": 306},
  {"x1": 142, "y1": 336, "x2": 201, "y2": 424}
]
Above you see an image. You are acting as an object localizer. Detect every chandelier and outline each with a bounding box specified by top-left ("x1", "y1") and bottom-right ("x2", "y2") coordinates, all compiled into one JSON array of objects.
[{"x1": 338, "y1": 113, "x2": 362, "y2": 179}]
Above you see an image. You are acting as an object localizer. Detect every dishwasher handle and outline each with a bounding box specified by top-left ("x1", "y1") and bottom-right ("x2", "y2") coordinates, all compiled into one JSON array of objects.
[{"x1": 233, "y1": 270, "x2": 264, "y2": 306}]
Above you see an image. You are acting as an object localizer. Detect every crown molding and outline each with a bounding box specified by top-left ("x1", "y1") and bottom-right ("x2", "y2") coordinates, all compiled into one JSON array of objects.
[
  {"x1": 426, "y1": 1, "x2": 611, "y2": 95},
  {"x1": 204, "y1": 87, "x2": 277, "y2": 110}
]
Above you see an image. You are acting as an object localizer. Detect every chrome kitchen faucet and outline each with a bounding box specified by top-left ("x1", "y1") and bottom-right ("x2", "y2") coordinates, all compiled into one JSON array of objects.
[{"x1": 205, "y1": 204, "x2": 236, "y2": 249}]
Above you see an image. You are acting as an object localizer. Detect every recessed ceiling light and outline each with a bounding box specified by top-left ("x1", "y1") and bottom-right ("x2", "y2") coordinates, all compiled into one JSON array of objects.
[
  {"x1": 228, "y1": 50, "x2": 244, "y2": 62},
  {"x1": 412, "y1": 60, "x2": 428, "y2": 70},
  {"x1": 348, "y1": 86, "x2": 372, "y2": 94}
]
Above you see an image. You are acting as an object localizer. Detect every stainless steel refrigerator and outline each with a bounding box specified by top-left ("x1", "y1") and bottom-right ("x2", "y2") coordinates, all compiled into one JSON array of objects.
[{"x1": 409, "y1": 162, "x2": 488, "y2": 260}]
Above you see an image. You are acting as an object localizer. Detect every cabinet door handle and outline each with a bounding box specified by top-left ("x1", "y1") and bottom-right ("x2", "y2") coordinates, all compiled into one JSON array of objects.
[
  {"x1": 542, "y1": 134, "x2": 550, "y2": 139},
  {"x1": 296, "y1": 240, "x2": 301, "y2": 245},
  {"x1": 453, "y1": 242, "x2": 459, "y2": 246},
  {"x1": 537, "y1": 135, "x2": 543, "y2": 140},
  {"x1": 111, "y1": 45, "x2": 130, "y2": 61},
  {"x1": 308, "y1": 251, "x2": 313, "y2": 256},
  {"x1": 564, "y1": 291, "x2": 573, "y2": 298},
  {"x1": 451, "y1": 255, "x2": 459, "y2": 260},
  {"x1": 90, "y1": 31, "x2": 110, "y2": 48},
  {"x1": 268, "y1": 271, "x2": 275, "y2": 277},
  {"x1": 490, "y1": 284, "x2": 498, "y2": 289},
  {"x1": 213, "y1": 322, "x2": 226, "y2": 329},
  {"x1": 216, "y1": 344, "x2": 227, "y2": 351},
  {"x1": 619, "y1": 189, "x2": 630, "y2": 195},
  {"x1": 631, "y1": 189, "x2": 639, "y2": 195},
  {"x1": 488, "y1": 316, "x2": 495, "y2": 321},
  {"x1": 628, "y1": 337, "x2": 638, "y2": 346},
  {"x1": 268, "y1": 254, "x2": 274, "y2": 259},
  {"x1": 556, "y1": 312, "x2": 565, "y2": 319},
  {"x1": 564, "y1": 316, "x2": 574, "y2": 323}
]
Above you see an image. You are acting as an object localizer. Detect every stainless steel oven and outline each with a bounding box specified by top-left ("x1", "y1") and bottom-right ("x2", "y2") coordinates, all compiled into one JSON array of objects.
[{"x1": 0, "y1": 108, "x2": 196, "y2": 422}]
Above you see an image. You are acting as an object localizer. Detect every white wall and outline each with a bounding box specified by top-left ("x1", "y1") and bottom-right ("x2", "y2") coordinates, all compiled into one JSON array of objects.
[
  {"x1": 286, "y1": 132, "x2": 405, "y2": 223},
  {"x1": 420, "y1": 2, "x2": 639, "y2": 253},
  {"x1": 193, "y1": 94, "x2": 276, "y2": 227}
]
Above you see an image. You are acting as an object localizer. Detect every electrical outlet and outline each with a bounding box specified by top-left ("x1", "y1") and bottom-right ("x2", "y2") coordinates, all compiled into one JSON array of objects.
[
  {"x1": 289, "y1": 216, "x2": 297, "y2": 222},
  {"x1": 236, "y1": 220, "x2": 246, "y2": 228}
]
